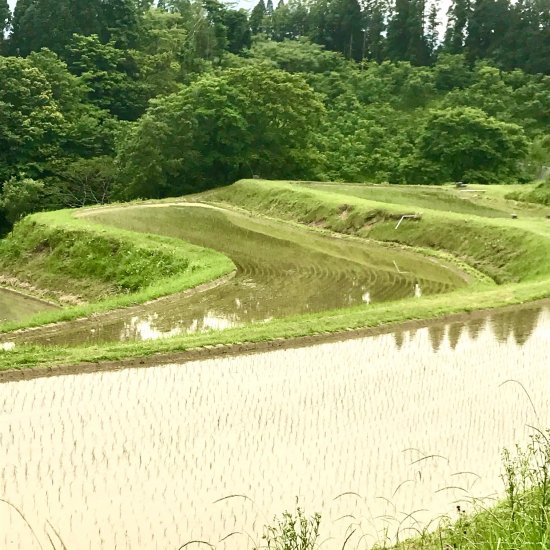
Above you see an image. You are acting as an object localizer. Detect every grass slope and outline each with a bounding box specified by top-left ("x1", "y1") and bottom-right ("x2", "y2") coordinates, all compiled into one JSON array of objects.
[
  {"x1": 507, "y1": 180, "x2": 550, "y2": 206},
  {"x1": 205, "y1": 180, "x2": 550, "y2": 284},
  {"x1": 1, "y1": 179, "x2": 550, "y2": 371},
  {"x1": 0, "y1": 208, "x2": 235, "y2": 332}
]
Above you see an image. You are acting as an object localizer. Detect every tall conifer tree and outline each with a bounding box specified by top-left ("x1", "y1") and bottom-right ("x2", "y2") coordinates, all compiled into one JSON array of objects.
[
  {"x1": 250, "y1": 0, "x2": 266, "y2": 33},
  {"x1": 443, "y1": 0, "x2": 470, "y2": 53},
  {"x1": 364, "y1": 0, "x2": 386, "y2": 62}
]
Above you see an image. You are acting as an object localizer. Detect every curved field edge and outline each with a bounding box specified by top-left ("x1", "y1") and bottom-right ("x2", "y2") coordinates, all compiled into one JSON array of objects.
[
  {"x1": 205, "y1": 180, "x2": 550, "y2": 284},
  {"x1": 0, "y1": 208, "x2": 235, "y2": 333},
  {"x1": 1, "y1": 180, "x2": 550, "y2": 371}
]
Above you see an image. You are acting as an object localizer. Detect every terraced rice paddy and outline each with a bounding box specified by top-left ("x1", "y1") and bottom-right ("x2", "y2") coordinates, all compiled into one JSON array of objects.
[
  {"x1": 1, "y1": 302, "x2": 549, "y2": 550},
  {"x1": 2, "y1": 204, "x2": 468, "y2": 347},
  {"x1": 0, "y1": 288, "x2": 56, "y2": 323},
  {"x1": 301, "y1": 182, "x2": 515, "y2": 218}
]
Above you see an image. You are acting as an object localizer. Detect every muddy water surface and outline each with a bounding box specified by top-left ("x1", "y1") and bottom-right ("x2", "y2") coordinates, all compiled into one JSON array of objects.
[
  {"x1": 0, "y1": 288, "x2": 56, "y2": 323},
  {"x1": 2, "y1": 205, "x2": 469, "y2": 347},
  {"x1": 1, "y1": 303, "x2": 549, "y2": 549}
]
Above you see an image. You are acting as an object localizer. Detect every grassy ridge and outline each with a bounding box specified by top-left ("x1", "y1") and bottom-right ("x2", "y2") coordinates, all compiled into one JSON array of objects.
[
  {"x1": 2, "y1": 179, "x2": 550, "y2": 371},
  {"x1": 0, "y1": 208, "x2": 235, "y2": 332},
  {"x1": 205, "y1": 180, "x2": 550, "y2": 284},
  {"x1": 507, "y1": 180, "x2": 550, "y2": 206}
]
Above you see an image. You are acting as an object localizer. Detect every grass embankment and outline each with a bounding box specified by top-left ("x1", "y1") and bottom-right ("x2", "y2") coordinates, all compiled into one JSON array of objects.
[
  {"x1": 507, "y1": 179, "x2": 550, "y2": 206},
  {"x1": 0, "y1": 208, "x2": 235, "y2": 333},
  {"x1": 205, "y1": 180, "x2": 550, "y2": 285},
  {"x1": 2, "y1": 179, "x2": 550, "y2": 372}
]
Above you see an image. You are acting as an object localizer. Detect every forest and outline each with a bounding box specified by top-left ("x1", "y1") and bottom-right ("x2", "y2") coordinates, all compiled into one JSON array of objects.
[{"x1": 0, "y1": 0, "x2": 549, "y2": 230}]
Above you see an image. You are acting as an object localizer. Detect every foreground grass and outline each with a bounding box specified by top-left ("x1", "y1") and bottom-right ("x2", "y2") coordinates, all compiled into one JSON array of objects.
[
  {"x1": 2, "y1": 179, "x2": 550, "y2": 371},
  {"x1": 256, "y1": 432, "x2": 550, "y2": 550},
  {"x1": 380, "y1": 430, "x2": 550, "y2": 549}
]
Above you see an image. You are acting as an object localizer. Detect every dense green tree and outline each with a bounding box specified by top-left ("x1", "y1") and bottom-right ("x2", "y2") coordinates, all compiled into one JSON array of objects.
[
  {"x1": 465, "y1": 0, "x2": 511, "y2": 62},
  {"x1": 8, "y1": 0, "x2": 138, "y2": 55},
  {"x1": 495, "y1": 0, "x2": 550, "y2": 74},
  {"x1": 249, "y1": 37, "x2": 348, "y2": 74},
  {"x1": 8, "y1": 0, "x2": 31, "y2": 55},
  {"x1": 224, "y1": 9, "x2": 251, "y2": 53},
  {"x1": 132, "y1": 9, "x2": 187, "y2": 94},
  {"x1": 309, "y1": 0, "x2": 364, "y2": 60},
  {"x1": 363, "y1": 0, "x2": 386, "y2": 62},
  {"x1": 0, "y1": 56, "x2": 66, "y2": 183},
  {"x1": 28, "y1": 49, "x2": 118, "y2": 158},
  {"x1": 271, "y1": 0, "x2": 310, "y2": 40},
  {"x1": 442, "y1": 64, "x2": 514, "y2": 117},
  {"x1": 425, "y1": 1, "x2": 440, "y2": 61},
  {"x1": 386, "y1": 0, "x2": 430, "y2": 64},
  {"x1": 321, "y1": 99, "x2": 417, "y2": 182},
  {"x1": 0, "y1": 177, "x2": 46, "y2": 223},
  {"x1": 10, "y1": 0, "x2": 80, "y2": 55},
  {"x1": 415, "y1": 107, "x2": 528, "y2": 182},
  {"x1": 64, "y1": 34, "x2": 146, "y2": 120},
  {"x1": 433, "y1": 53, "x2": 472, "y2": 90},
  {"x1": 100, "y1": 0, "x2": 140, "y2": 48},
  {"x1": 506, "y1": 73, "x2": 550, "y2": 134},
  {"x1": 201, "y1": 0, "x2": 228, "y2": 56},
  {"x1": 116, "y1": 65, "x2": 325, "y2": 198}
]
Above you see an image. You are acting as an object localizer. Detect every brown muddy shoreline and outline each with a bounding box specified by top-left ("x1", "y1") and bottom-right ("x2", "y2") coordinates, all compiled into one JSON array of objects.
[{"x1": 1, "y1": 297, "x2": 547, "y2": 383}]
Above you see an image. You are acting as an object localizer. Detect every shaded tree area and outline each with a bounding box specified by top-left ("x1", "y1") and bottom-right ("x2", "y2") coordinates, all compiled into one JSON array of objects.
[
  {"x1": 249, "y1": 0, "x2": 549, "y2": 73},
  {"x1": 0, "y1": 0, "x2": 548, "y2": 227}
]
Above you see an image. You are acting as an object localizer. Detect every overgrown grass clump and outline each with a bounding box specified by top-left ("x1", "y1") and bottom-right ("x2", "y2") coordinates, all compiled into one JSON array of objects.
[
  {"x1": 255, "y1": 432, "x2": 550, "y2": 550},
  {"x1": 382, "y1": 430, "x2": 550, "y2": 549},
  {"x1": 2, "y1": 215, "x2": 191, "y2": 297},
  {"x1": 507, "y1": 179, "x2": 550, "y2": 206}
]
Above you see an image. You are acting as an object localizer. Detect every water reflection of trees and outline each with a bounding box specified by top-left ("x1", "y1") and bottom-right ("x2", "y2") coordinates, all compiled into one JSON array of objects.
[
  {"x1": 393, "y1": 330, "x2": 405, "y2": 349},
  {"x1": 391, "y1": 305, "x2": 544, "y2": 352},
  {"x1": 490, "y1": 306, "x2": 542, "y2": 346},
  {"x1": 447, "y1": 323, "x2": 462, "y2": 350},
  {"x1": 428, "y1": 325, "x2": 446, "y2": 352}
]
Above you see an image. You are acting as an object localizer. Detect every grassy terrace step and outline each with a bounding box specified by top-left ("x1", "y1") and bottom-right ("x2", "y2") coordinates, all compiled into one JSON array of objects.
[
  {"x1": 204, "y1": 180, "x2": 550, "y2": 284},
  {"x1": 0, "y1": 208, "x2": 235, "y2": 333},
  {"x1": 1, "y1": 179, "x2": 550, "y2": 371}
]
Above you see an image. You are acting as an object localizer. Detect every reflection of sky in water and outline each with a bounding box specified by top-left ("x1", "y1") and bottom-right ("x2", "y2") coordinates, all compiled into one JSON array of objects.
[
  {"x1": 120, "y1": 312, "x2": 241, "y2": 341},
  {"x1": 1, "y1": 206, "x2": 468, "y2": 347},
  {"x1": 0, "y1": 302, "x2": 545, "y2": 351},
  {"x1": 1, "y1": 304, "x2": 549, "y2": 550}
]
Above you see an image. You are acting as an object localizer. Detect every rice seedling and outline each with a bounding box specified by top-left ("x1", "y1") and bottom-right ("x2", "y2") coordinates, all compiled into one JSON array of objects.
[{"x1": 1, "y1": 307, "x2": 549, "y2": 549}]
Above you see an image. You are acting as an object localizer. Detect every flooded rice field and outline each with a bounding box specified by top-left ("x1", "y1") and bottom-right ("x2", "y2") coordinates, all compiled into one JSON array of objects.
[
  {"x1": 0, "y1": 288, "x2": 56, "y2": 323},
  {"x1": 1, "y1": 302, "x2": 549, "y2": 549},
  {"x1": 2, "y1": 205, "x2": 469, "y2": 347}
]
